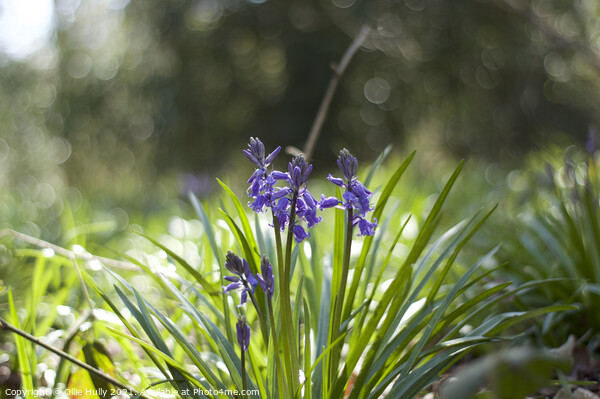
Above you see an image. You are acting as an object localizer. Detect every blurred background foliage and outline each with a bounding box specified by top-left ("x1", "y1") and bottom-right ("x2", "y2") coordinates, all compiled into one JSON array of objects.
[
  {"x1": 3, "y1": 2, "x2": 600, "y2": 395},
  {"x1": 1, "y1": 0, "x2": 600, "y2": 240}
]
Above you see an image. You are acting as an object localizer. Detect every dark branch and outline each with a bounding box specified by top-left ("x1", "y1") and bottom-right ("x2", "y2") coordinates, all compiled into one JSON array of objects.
[
  {"x1": 0, "y1": 317, "x2": 149, "y2": 399},
  {"x1": 303, "y1": 25, "x2": 371, "y2": 163}
]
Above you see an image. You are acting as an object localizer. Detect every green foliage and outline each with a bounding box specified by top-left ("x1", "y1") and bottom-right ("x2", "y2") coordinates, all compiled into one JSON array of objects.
[
  {"x1": 440, "y1": 348, "x2": 572, "y2": 399},
  {"x1": 486, "y1": 147, "x2": 600, "y2": 341},
  {"x1": 8, "y1": 289, "x2": 35, "y2": 399},
  {"x1": 43, "y1": 149, "x2": 572, "y2": 399},
  {"x1": 1, "y1": 144, "x2": 588, "y2": 399}
]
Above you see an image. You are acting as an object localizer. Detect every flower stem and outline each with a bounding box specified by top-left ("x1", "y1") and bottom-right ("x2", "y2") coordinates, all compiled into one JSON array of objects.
[
  {"x1": 241, "y1": 348, "x2": 248, "y2": 398},
  {"x1": 284, "y1": 192, "x2": 301, "y2": 391},
  {"x1": 268, "y1": 298, "x2": 291, "y2": 399},
  {"x1": 248, "y1": 290, "x2": 269, "y2": 345},
  {"x1": 329, "y1": 207, "x2": 353, "y2": 385},
  {"x1": 273, "y1": 213, "x2": 294, "y2": 396},
  {"x1": 284, "y1": 191, "x2": 299, "y2": 290}
]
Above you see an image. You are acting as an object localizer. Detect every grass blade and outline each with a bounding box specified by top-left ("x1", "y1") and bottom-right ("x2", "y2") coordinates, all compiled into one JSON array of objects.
[{"x1": 8, "y1": 289, "x2": 34, "y2": 399}]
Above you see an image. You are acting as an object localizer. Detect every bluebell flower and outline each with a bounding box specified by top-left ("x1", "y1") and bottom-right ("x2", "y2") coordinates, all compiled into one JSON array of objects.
[
  {"x1": 256, "y1": 256, "x2": 274, "y2": 300},
  {"x1": 292, "y1": 224, "x2": 310, "y2": 242},
  {"x1": 320, "y1": 194, "x2": 340, "y2": 209},
  {"x1": 244, "y1": 138, "x2": 283, "y2": 213},
  {"x1": 288, "y1": 155, "x2": 313, "y2": 190},
  {"x1": 275, "y1": 155, "x2": 323, "y2": 242},
  {"x1": 244, "y1": 138, "x2": 324, "y2": 243},
  {"x1": 244, "y1": 137, "x2": 281, "y2": 168},
  {"x1": 223, "y1": 250, "x2": 258, "y2": 306},
  {"x1": 236, "y1": 315, "x2": 251, "y2": 352},
  {"x1": 323, "y1": 149, "x2": 377, "y2": 236},
  {"x1": 337, "y1": 148, "x2": 359, "y2": 181},
  {"x1": 357, "y1": 217, "x2": 377, "y2": 236}
]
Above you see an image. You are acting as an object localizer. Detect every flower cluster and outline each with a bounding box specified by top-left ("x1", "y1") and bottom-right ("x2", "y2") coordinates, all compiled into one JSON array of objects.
[
  {"x1": 236, "y1": 315, "x2": 251, "y2": 352},
  {"x1": 223, "y1": 251, "x2": 275, "y2": 304},
  {"x1": 256, "y1": 255, "x2": 274, "y2": 300},
  {"x1": 244, "y1": 137, "x2": 285, "y2": 213},
  {"x1": 321, "y1": 149, "x2": 377, "y2": 236},
  {"x1": 222, "y1": 250, "x2": 258, "y2": 306},
  {"x1": 223, "y1": 251, "x2": 275, "y2": 355},
  {"x1": 245, "y1": 138, "x2": 323, "y2": 242}
]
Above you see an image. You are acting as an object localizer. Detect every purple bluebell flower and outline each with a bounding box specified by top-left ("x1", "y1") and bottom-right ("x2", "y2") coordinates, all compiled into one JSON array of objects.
[
  {"x1": 292, "y1": 224, "x2": 310, "y2": 242},
  {"x1": 264, "y1": 155, "x2": 324, "y2": 242},
  {"x1": 244, "y1": 138, "x2": 325, "y2": 243},
  {"x1": 320, "y1": 194, "x2": 340, "y2": 209},
  {"x1": 288, "y1": 155, "x2": 313, "y2": 190},
  {"x1": 223, "y1": 250, "x2": 258, "y2": 306},
  {"x1": 225, "y1": 250, "x2": 246, "y2": 276},
  {"x1": 244, "y1": 137, "x2": 280, "y2": 168},
  {"x1": 236, "y1": 315, "x2": 251, "y2": 352},
  {"x1": 324, "y1": 149, "x2": 377, "y2": 237},
  {"x1": 256, "y1": 256, "x2": 274, "y2": 300},
  {"x1": 357, "y1": 217, "x2": 377, "y2": 236},
  {"x1": 244, "y1": 138, "x2": 283, "y2": 213},
  {"x1": 337, "y1": 149, "x2": 359, "y2": 181}
]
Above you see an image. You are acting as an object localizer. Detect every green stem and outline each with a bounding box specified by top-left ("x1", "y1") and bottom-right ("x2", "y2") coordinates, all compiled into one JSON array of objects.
[
  {"x1": 329, "y1": 207, "x2": 353, "y2": 387},
  {"x1": 241, "y1": 348, "x2": 248, "y2": 399},
  {"x1": 268, "y1": 298, "x2": 291, "y2": 399},
  {"x1": 273, "y1": 216, "x2": 285, "y2": 296},
  {"x1": 284, "y1": 192, "x2": 300, "y2": 392},
  {"x1": 284, "y1": 191, "x2": 299, "y2": 292},
  {"x1": 248, "y1": 289, "x2": 269, "y2": 345},
  {"x1": 273, "y1": 213, "x2": 294, "y2": 395}
]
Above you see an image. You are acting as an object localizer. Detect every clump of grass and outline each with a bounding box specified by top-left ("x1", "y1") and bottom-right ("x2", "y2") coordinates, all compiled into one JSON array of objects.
[
  {"x1": 485, "y1": 146, "x2": 600, "y2": 343},
  {"x1": 73, "y1": 141, "x2": 573, "y2": 399}
]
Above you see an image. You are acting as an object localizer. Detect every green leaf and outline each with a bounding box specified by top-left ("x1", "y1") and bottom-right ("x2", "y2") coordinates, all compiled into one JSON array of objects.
[
  {"x1": 440, "y1": 281, "x2": 512, "y2": 334},
  {"x1": 304, "y1": 299, "x2": 312, "y2": 399},
  {"x1": 363, "y1": 245, "x2": 500, "y2": 397},
  {"x1": 353, "y1": 215, "x2": 412, "y2": 338},
  {"x1": 312, "y1": 263, "x2": 332, "y2": 399},
  {"x1": 218, "y1": 209, "x2": 259, "y2": 273},
  {"x1": 446, "y1": 279, "x2": 578, "y2": 339},
  {"x1": 136, "y1": 232, "x2": 218, "y2": 296},
  {"x1": 333, "y1": 161, "x2": 464, "y2": 399},
  {"x1": 293, "y1": 275, "x2": 304, "y2": 347},
  {"x1": 217, "y1": 178, "x2": 260, "y2": 266},
  {"x1": 471, "y1": 305, "x2": 579, "y2": 337},
  {"x1": 156, "y1": 272, "x2": 253, "y2": 391},
  {"x1": 425, "y1": 206, "x2": 496, "y2": 304},
  {"x1": 8, "y1": 289, "x2": 34, "y2": 399},
  {"x1": 380, "y1": 346, "x2": 470, "y2": 399},
  {"x1": 81, "y1": 271, "x2": 170, "y2": 383},
  {"x1": 142, "y1": 300, "x2": 225, "y2": 391},
  {"x1": 106, "y1": 327, "x2": 204, "y2": 386},
  {"x1": 343, "y1": 150, "x2": 416, "y2": 321},
  {"x1": 189, "y1": 193, "x2": 224, "y2": 266},
  {"x1": 363, "y1": 145, "x2": 392, "y2": 189},
  {"x1": 67, "y1": 368, "x2": 100, "y2": 399},
  {"x1": 440, "y1": 348, "x2": 571, "y2": 399},
  {"x1": 82, "y1": 342, "x2": 115, "y2": 398},
  {"x1": 400, "y1": 246, "x2": 500, "y2": 381}
]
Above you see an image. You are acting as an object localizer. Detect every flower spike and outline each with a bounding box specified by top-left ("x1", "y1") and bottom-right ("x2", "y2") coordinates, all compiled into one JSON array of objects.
[
  {"x1": 243, "y1": 138, "x2": 326, "y2": 243},
  {"x1": 256, "y1": 256, "x2": 275, "y2": 299},
  {"x1": 236, "y1": 315, "x2": 251, "y2": 352},
  {"x1": 223, "y1": 250, "x2": 258, "y2": 306},
  {"x1": 324, "y1": 149, "x2": 377, "y2": 236}
]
